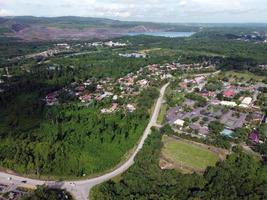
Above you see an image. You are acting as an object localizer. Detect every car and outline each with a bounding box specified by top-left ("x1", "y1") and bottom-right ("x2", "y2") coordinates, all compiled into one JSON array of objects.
[{"x1": 21, "y1": 180, "x2": 27, "y2": 183}]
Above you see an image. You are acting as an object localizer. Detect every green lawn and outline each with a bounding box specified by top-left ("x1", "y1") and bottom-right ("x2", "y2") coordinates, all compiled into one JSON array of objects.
[
  {"x1": 157, "y1": 103, "x2": 167, "y2": 124},
  {"x1": 162, "y1": 136, "x2": 219, "y2": 171},
  {"x1": 223, "y1": 71, "x2": 265, "y2": 82}
]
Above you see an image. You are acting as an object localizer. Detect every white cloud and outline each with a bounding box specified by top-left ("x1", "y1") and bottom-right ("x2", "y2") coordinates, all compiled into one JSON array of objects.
[
  {"x1": 0, "y1": 9, "x2": 13, "y2": 16},
  {"x1": 0, "y1": 0, "x2": 266, "y2": 22}
]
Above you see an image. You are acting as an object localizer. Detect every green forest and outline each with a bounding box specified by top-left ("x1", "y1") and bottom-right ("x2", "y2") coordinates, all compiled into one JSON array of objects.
[
  {"x1": 0, "y1": 48, "x2": 162, "y2": 178},
  {"x1": 91, "y1": 130, "x2": 267, "y2": 200},
  {"x1": 0, "y1": 87, "x2": 158, "y2": 178},
  {"x1": 0, "y1": 26, "x2": 267, "y2": 180}
]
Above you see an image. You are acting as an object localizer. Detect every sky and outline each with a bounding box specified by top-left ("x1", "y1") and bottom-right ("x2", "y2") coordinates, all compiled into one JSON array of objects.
[{"x1": 0, "y1": 0, "x2": 266, "y2": 23}]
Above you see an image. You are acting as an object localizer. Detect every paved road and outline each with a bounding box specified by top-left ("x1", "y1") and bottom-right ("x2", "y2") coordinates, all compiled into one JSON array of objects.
[{"x1": 0, "y1": 82, "x2": 169, "y2": 200}]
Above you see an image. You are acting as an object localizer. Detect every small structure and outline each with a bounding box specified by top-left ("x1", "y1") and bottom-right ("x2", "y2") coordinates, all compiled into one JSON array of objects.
[
  {"x1": 101, "y1": 103, "x2": 119, "y2": 114},
  {"x1": 45, "y1": 93, "x2": 59, "y2": 106},
  {"x1": 239, "y1": 97, "x2": 252, "y2": 108},
  {"x1": 220, "y1": 101, "x2": 237, "y2": 107},
  {"x1": 79, "y1": 94, "x2": 92, "y2": 103},
  {"x1": 223, "y1": 89, "x2": 235, "y2": 98},
  {"x1": 194, "y1": 76, "x2": 205, "y2": 84},
  {"x1": 221, "y1": 129, "x2": 234, "y2": 138},
  {"x1": 249, "y1": 130, "x2": 260, "y2": 144},
  {"x1": 119, "y1": 53, "x2": 146, "y2": 58},
  {"x1": 174, "y1": 119, "x2": 185, "y2": 127},
  {"x1": 112, "y1": 95, "x2": 118, "y2": 101},
  {"x1": 137, "y1": 79, "x2": 149, "y2": 88},
  {"x1": 126, "y1": 104, "x2": 136, "y2": 112}
]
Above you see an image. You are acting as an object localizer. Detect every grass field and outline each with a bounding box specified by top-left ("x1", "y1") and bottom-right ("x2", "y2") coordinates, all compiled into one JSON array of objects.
[
  {"x1": 222, "y1": 71, "x2": 265, "y2": 82},
  {"x1": 157, "y1": 103, "x2": 167, "y2": 124},
  {"x1": 161, "y1": 136, "x2": 220, "y2": 173}
]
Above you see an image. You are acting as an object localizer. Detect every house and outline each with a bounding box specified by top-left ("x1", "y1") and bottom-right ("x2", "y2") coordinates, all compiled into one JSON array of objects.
[
  {"x1": 220, "y1": 101, "x2": 237, "y2": 107},
  {"x1": 161, "y1": 74, "x2": 173, "y2": 80},
  {"x1": 201, "y1": 91, "x2": 216, "y2": 98},
  {"x1": 174, "y1": 119, "x2": 185, "y2": 127},
  {"x1": 126, "y1": 104, "x2": 136, "y2": 112},
  {"x1": 75, "y1": 86, "x2": 85, "y2": 92},
  {"x1": 96, "y1": 92, "x2": 112, "y2": 101},
  {"x1": 137, "y1": 79, "x2": 149, "y2": 87},
  {"x1": 239, "y1": 97, "x2": 252, "y2": 108},
  {"x1": 79, "y1": 94, "x2": 92, "y2": 103},
  {"x1": 223, "y1": 89, "x2": 236, "y2": 98},
  {"x1": 249, "y1": 130, "x2": 260, "y2": 144},
  {"x1": 189, "y1": 123, "x2": 209, "y2": 137},
  {"x1": 45, "y1": 93, "x2": 58, "y2": 106},
  {"x1": 101, "y1": 103, "x2": 119, "y2": 114},
  {"x1": 112, "y1": 95, "x2": 118, "y2": 101},
  {"x1": 105, "y1": 41, "x2": 127, "y2": 47},
  {"x1": 194, "y1": 76, "x2": 205, "y2": 84},
  {"x1": 119, "y1": 53, "x2": 146, "y2": 58},
  {"x1": 179, "y1": 82, "x2": 188, "y2": 89},
  {"x1": 210, "y1": 99, "x2": 221, "y2": 105}
]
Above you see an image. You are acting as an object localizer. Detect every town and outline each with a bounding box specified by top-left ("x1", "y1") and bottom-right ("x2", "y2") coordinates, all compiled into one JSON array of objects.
[{"x1": 165, "y1": 71, "x2": 267, "y2": 146}]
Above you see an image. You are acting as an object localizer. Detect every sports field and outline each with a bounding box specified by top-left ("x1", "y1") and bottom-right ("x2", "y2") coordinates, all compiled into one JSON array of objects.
[{"x1": 161, "y1": 136, "x2": 221, "y2": 173}]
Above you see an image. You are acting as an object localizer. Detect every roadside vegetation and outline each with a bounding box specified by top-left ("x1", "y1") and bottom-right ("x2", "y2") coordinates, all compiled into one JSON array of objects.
[
  {"x1": 22, "y1": 186, "x2": 73, "y2": 200},
  {"x1": 91, "y1": 129, "x2": 267, "y2": 200}
]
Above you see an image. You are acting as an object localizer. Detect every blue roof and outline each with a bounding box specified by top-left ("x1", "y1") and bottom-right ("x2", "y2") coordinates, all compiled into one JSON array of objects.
[{"x1": 221, "y1": 129, "x2": 234, "y2": 137}]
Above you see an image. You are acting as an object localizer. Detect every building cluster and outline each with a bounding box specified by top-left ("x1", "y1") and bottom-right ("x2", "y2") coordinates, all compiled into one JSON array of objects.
[
  {"x1": 43, "y1": 61, "x2": 212, "y2": 114},
  {"x1": 167, "y1": 73, "x2": 266, "y2": 144},
  {"x1": 0, "y1": 183, "x2": 30, "y2": 200},
  {"x1": 119, "y1": 53, "x2": 146, "y2": 58},
  {"x1": 236, "y1": 33, "x2": 267, "y2": 44},
  {"x1": 81, "y1": 41, "x2": 127, "y2": 48}
]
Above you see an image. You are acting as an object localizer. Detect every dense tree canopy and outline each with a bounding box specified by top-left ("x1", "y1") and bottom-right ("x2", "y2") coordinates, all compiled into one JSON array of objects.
[{"x1": 91, "y1": 131, "x2": 267, "y2": 200}]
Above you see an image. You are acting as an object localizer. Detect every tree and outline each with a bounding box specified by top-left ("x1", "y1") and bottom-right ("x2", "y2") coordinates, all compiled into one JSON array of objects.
[{"x1": 208, "y1": 121, "x2": 224, "y2": 135}]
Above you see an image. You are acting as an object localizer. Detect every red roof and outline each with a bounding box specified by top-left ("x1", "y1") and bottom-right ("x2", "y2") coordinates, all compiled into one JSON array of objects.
[{"x1": 223, "y1": 89, "x2": 235, "y2": 98}]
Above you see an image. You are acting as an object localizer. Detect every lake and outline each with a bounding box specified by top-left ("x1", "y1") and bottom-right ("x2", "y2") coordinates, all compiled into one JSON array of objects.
[{"x1": 125, "y1": 32, "x2": 195, "y2": 38}]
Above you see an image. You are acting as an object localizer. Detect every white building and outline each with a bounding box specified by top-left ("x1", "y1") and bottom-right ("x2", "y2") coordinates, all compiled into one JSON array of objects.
[
  {"x1": 174, "y1": 119, "x2": 185, "y2": 127},
  {"x1": 220, "y1": 101, "x2": 237, "y2": 107},
  {"x1": 239, "y1": 97, "x2": 252, "y2": 108},
  {"x1": 126, "y1": 104, "x2": 136, "y2": 112}
]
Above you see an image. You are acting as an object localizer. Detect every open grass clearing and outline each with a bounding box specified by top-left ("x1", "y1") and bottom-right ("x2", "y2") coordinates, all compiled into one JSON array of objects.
[
  {"x1": 222, "y1": 70, "x2": 265, "y2": 82},
  {"x1": 161, "y1": 135, "x2": 228, "y2": 173},
  {"x1": 157, "y1": 103, "x2": 167, "y2": 124}
]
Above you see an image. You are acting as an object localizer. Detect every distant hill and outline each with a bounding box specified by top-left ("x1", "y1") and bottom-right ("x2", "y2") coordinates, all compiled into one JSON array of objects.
[{"x1": 0, "y1": 16, "x2": 200, "y2": 41}]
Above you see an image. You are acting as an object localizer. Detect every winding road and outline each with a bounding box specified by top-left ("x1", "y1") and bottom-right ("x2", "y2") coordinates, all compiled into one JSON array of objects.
[{"x1": 0, "y1": 82, "x2": 169, "y2": 200}]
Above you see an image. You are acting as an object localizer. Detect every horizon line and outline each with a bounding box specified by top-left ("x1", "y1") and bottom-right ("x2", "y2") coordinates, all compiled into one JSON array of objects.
[{"x1": 1, "y1": 15, "x2": 267, "y2": 25}]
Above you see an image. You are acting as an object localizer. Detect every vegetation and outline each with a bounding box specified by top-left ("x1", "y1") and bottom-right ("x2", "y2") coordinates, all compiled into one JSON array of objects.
[
  {"x1": 0, "y1": 88, "x2": 158, "y2": 178},
  {"x1": 162, "y1": 136, "x2": 219, "y2": 172},
  {"x1": 91, "y1": 130, "x2": 267, "y2": 200},
  {"x1": 157, "y1": 103, "x2": 168, "y2": 124},
  {"x1": 208, "y1": 121, "x2": 224, "y2": 135},
  {"x1": 185, "y1": 93, "x2": 207, "y2": 107},
  {"x1": 22, "y1": 186, "x2": 73, "y2": 200},
  {"x1": 0, "y1": 48, "x2": 162, "y2": 178}
]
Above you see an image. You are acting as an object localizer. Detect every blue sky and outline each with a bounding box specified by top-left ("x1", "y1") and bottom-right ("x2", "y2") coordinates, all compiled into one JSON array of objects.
[{"x1": 0, "y1": 0, "x2": 266, "y2": 23}]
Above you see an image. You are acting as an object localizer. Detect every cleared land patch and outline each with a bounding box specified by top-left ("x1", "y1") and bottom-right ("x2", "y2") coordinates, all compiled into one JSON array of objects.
[{"x1": 160, "y1": 135, "x2": 228, "y2": 174}]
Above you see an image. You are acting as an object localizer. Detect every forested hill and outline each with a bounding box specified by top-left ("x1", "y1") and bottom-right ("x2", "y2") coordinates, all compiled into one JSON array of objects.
[{"x1": 0, "y1": 16, "x2": 200, "y2": 41}]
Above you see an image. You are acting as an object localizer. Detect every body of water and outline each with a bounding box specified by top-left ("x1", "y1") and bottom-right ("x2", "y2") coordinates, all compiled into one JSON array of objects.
[{"x1": 125, "y1": 32, "x2": 195, "y2": 38}]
